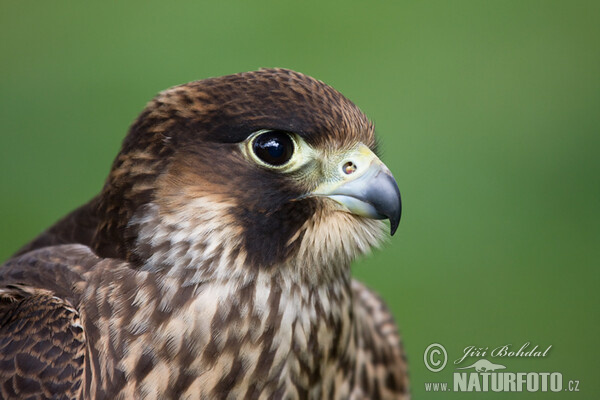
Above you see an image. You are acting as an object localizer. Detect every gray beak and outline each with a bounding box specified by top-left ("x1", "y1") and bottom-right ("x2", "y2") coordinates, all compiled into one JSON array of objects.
[{"x1": 311, "y1": 144, "x2": 402, "y2": 235}]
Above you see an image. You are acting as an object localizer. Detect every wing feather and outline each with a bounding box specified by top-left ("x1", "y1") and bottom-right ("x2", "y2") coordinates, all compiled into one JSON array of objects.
[{"x1": 0, "y1": 245, "x2": 102, "y2": 399}]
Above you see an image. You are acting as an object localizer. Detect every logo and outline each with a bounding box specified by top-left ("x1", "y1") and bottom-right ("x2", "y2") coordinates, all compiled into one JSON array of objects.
[
  {"x1": 424, "y1": 343, "x2": 447, "y2": 372},
  {"x1": 455, "y1": 359, "x2": 505, "y2": 372},
  {"x1": 422, "y1": 343, "x2": 581, "y2": 393}
]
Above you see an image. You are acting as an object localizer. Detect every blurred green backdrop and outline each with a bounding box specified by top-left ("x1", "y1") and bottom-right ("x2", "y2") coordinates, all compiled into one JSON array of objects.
[{"x1": 1, "y1": 1, "x2": 598, "y2": 398}]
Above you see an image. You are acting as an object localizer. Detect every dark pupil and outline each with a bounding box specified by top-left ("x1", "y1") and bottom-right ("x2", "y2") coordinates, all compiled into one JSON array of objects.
[{"x1": 253, "y1": 131, "x2": 293, "y2": 166}]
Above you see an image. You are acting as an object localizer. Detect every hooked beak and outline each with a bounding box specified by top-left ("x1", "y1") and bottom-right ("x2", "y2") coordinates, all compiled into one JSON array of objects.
[{"x1": 311, "y1": 144, "x2": 402, "y2": 235}]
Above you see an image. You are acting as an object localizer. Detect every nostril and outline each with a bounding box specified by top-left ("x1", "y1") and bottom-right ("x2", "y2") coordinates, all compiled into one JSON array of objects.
[{"x1": 342, "y1": 161, "x2": 357, "y2": 175}]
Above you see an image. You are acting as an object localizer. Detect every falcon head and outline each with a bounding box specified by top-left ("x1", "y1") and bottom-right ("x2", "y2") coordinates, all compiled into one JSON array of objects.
[{"x1": 95, "y1": 69, "x2": 401, "y2": 279}]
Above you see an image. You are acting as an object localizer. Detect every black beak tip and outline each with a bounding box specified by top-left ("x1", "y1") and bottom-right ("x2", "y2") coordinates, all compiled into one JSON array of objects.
[
  {"x1": 374, "y1": 172, "x2": 401, "y2": 237},
  {"x1": 390, "y1": 220, "x2": 399, "y2": 236},
  {"x1": 389, "y1": 197, "x2": 401, "y2": 236}
]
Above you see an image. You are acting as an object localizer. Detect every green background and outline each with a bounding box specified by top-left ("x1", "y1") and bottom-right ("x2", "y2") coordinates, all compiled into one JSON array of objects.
[{"x1": 1, "y1": 1, "x2": 598, "y2": 398}]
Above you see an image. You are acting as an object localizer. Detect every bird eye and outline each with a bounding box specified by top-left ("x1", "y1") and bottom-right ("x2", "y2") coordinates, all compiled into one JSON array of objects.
[{"x1": 252, "y1": 131, "x2": 294, "y2": 166}]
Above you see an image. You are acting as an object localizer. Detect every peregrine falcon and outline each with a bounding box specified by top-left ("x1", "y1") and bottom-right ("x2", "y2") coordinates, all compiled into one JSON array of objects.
[{"x1": 0, "y1": 69, "x2": 409, "y2": 399}]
